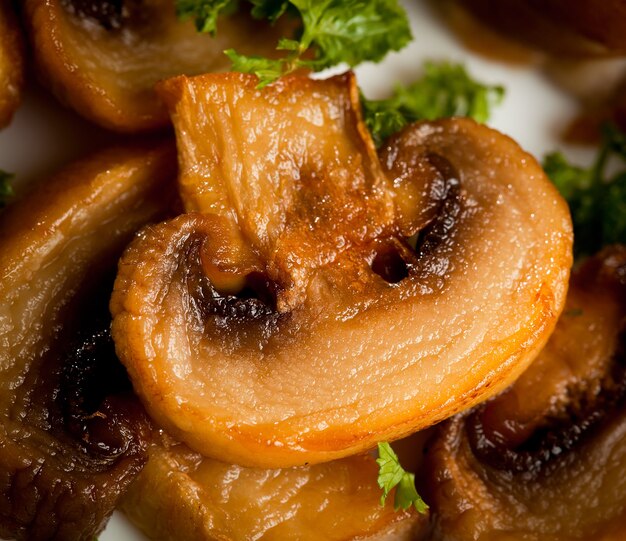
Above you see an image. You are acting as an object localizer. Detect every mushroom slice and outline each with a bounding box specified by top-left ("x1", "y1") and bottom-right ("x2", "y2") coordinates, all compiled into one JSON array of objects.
[
  {"x1": 22, "y1": 0, "x2": 286, "y2": 132},
  {"x1": 424, "y1": 245, "x2": 626, "y2": 540},
  {"x1": 120, "y1": 433, "x2": 431, "y2": 541},
  {"x1": 111, "y1": 73, "x2": 572, "y2": 468},
  {"x1": 0, "y1": 0, "x2": 24, "y2": 127},
  {"x1": 0, "y1": 141, "x2": 177, "y2": 540}
]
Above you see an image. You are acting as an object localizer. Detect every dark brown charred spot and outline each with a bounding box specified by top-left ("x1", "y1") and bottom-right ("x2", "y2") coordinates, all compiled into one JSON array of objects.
[
  {"x1": 60, "y1": 324, "x2": 148, "y2": 459},
  {"x1": 179, "y1": 232, "x2": 282, "y2": 350},
  {"x1": 467, "y1": 329, "x2": 626, "y2": 474},
  {"x1": 371, "y1": 245, "x2": 409, "y2": 284},
  {"x1": 1, "y1": 264, "x2": 152, "y2": 540},
  {"x1": 401, "y1": 152, "x2": 463, "y2": 292}
]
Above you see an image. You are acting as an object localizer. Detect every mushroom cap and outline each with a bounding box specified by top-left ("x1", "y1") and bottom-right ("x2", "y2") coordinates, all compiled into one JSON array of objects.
[
  {"x1": 0, "y1": 141, "x2": 176, "y2": 540},
  {"x1": 424, "y1": 245, "x2": 626, "y2": 539},
  {"x1": 111, "y1": 73, "x2": 573, "y2": 468},
  {"x1": 121, "y1": 433, "x2": 429, "y2": 541},
  {"x1": 22, "y1": 0, "x2": 287, "y2": 132}
]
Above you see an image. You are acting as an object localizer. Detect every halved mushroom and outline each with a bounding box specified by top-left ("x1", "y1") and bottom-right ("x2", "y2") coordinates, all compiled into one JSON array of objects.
[
  {"x1": 22, "y1": 0, "x2": 287, "y2": 132},
  {"x1": 111, "y1": 72, "x2": 573, "y2": 468},
  {"x1": 0, "y1": 141, "x2": 177, "y2": 540},
  {"x1": 424, "y1": 245, "x2": 626, "y2": 540},
  {"x1": 0, "y1": 0, "x2": 24, "y2": 127},
  {"x1": 120, "y1": 432, "x2": 431, "y2": 541}
]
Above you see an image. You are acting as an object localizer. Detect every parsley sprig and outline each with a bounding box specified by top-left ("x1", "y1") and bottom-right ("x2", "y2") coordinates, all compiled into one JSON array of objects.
[
  {"x1": 376, "y1": 442, "x2": 428, "y2": 514},
  {"x1": 176, "y1": 0, "x2": 412, "y2": 87},
  {"x1": 0, "y1": 169, "x2": 14, "y2": 208},
  {"x1": 362, "y1": 62, "x2": 505, "y2": 147},
  {"x1": 543, "y1": 124, "x2": 626, "y2": 258}
]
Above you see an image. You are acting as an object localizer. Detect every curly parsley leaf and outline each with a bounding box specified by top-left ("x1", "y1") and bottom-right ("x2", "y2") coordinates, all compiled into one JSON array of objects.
[
  {"x1": 0, "y1": 170, "x2": 14, "y2": 208},
  {"x1": 175, "y1": 0, "x2": 238, "y2": 35},
  {"x1": 362, "y1": 62, "x2": 505, "y2": 147},
  {"x1": 543, "y1": 124, "x2": 626, "y2": 258},
  {"x1": 376, "y1": 442, "x2": 429, "y2": 514},
  {"x1": 291, "y1": 0, "x2": 412, "y2": 70},
  {"x1": 249, "y1": 0, "x2": 291, "y2": 22},
  {"x1": 178, "y1": 0, "x2": 412, "y2": 87}
]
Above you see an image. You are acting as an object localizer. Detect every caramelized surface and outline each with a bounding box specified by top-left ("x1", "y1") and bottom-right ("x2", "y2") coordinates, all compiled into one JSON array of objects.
[
  {"x1": 23, "y1": 0, "x2": 287, "y2": 131},
  {"x1": 0, "y1": 142, "x2": 176, "y2": 540},
  {"x1": 121, "y1": 434, "x2": 430, "y2": 541},
  {"x1": 425, "y1": 246, "x2": 626, "y2": 540},
  {"x1": 111, "y1": 73, "x2": 572, "y2": 468},
  {"x1": 0, "y1": 0, "x2": 24, "y2": 127}
]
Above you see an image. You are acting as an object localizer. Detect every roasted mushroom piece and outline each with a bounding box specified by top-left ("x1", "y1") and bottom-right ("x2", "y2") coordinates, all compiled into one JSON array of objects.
[
  {"x1": 22, "y1": 0, "x2": 286, "y2": 132},
  {"x1": 425, "y1": 245, "x2": 626, "y2": 540},
  {"x1": 0, "y1": 141, "x2": 177, "y2": 540},
  {"x1": 459, "y1": 0, "x2": 626, "y2": 56},
  {"x1": 121, "y1": 432, "x2": 431, "y2": 541},
  {"x1": 111, "y1": 73, "x2": 572, "y2": 468},
  {"x1": 0, "y1": 0, "x2": 24, "y2": 127}
]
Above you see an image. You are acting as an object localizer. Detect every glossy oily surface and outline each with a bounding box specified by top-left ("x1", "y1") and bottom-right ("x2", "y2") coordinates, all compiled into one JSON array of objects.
[
  {"x1": 121, "y1": 435, "x2": 430, "y2": 541},
  {"x1": 110, "y1": 72, "x2": 572, "y2": 468},
  {"x1": 0, "y1": 142, "x2": 176, "y2": 540},
  {"x1": 424, "y1": 246, "x2": 626, "y2": 540},
  {"x1": 22, "y1": 0, "x2": 286, "y2": 132},
  {"x1": 0, "y1": 0, "x2": 24, "y2": 128}
]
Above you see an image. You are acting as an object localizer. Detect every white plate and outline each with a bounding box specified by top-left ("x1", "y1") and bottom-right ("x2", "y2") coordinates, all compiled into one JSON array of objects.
[{"x1": 0, "y1": 1, "x2": 594, "y2": 540}]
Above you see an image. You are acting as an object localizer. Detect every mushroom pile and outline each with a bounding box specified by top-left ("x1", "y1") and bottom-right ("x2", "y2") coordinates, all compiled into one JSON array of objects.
[{"x1": 7, "y1": 2, "x2": 626, "y2": 540}]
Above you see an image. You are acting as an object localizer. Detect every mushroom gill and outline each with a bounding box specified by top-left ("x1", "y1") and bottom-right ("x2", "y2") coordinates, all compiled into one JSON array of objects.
[
  {"x1": 22, "y1": 0, "x2": 288, "y2": 132},
  {"x1": 424, "y1": 245, "x2": 626, "y2": 540},
  {"x1": 110, "y1": 72, "x2": 573, "y2": 468},
  {"x1": 0, "y1": 141, "x2": 177, "y2": 540},
  {"x1": 0, "y1": 0, "x2": 24, "y2": 127}
]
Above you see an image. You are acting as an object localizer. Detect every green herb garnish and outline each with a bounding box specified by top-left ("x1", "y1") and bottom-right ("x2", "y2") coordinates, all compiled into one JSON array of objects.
[
  {"x1": 543, "y1": 123, "x2": 626, "y2": 258},
  {"x1": 362, "y1": 61, "x2": 505, "y2": 146},
  {"x1": 0, "y1": 169, "x2": 14, "y2": 208},
  {"x1": 376, "y1": 442, "x2": 429, "y2": 514},
  {"x1": 177, "y1": 0, "x2": 412, "y2": 87},
  {"x1": 175, "y1": 0, "x2": 239, "y2": 35}
]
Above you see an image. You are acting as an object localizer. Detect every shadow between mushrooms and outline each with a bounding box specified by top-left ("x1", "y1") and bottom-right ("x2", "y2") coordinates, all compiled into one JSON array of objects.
[
  {"x1": 110, "y1": 72, "x2": 573, "y2": 468},
  {"x1": 424, "y1": 245, "x2": 626, "y2": 540},
  {"x1": 0, "y1": 141, "x2": 176, "y2": 540}
]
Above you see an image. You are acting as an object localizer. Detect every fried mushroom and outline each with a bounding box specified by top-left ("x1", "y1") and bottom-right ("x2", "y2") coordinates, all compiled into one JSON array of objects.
[
  {"x1": 121, "y1": 433, "x2": 431, "y2": 541},
  {"x1": 22, "y1": 0, "x2": 286, "y2": 132},
  {"x1": 425, "y1": 246, "x2": 626, "y2": 540},
  {"x1": 0, "y1": 141, "x2": 177, "y2": 540},
  {"x1": 0, "y1": 0, "x2": 24, "y2": 127},
  {"x1": 460, "y1": 0, "x2": 626, "y2": 56},
  {"x1": 110, "y1": 73, "x2": 572, "y2": 468}
]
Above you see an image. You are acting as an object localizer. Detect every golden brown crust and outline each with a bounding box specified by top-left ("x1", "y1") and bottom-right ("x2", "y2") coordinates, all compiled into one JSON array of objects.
[
  {"x1": 121, "y1": 438, "x2": 429, "y2": 541},
  {"x1": 111, "y1": 74, "x2": 573, "y2": 468}
]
